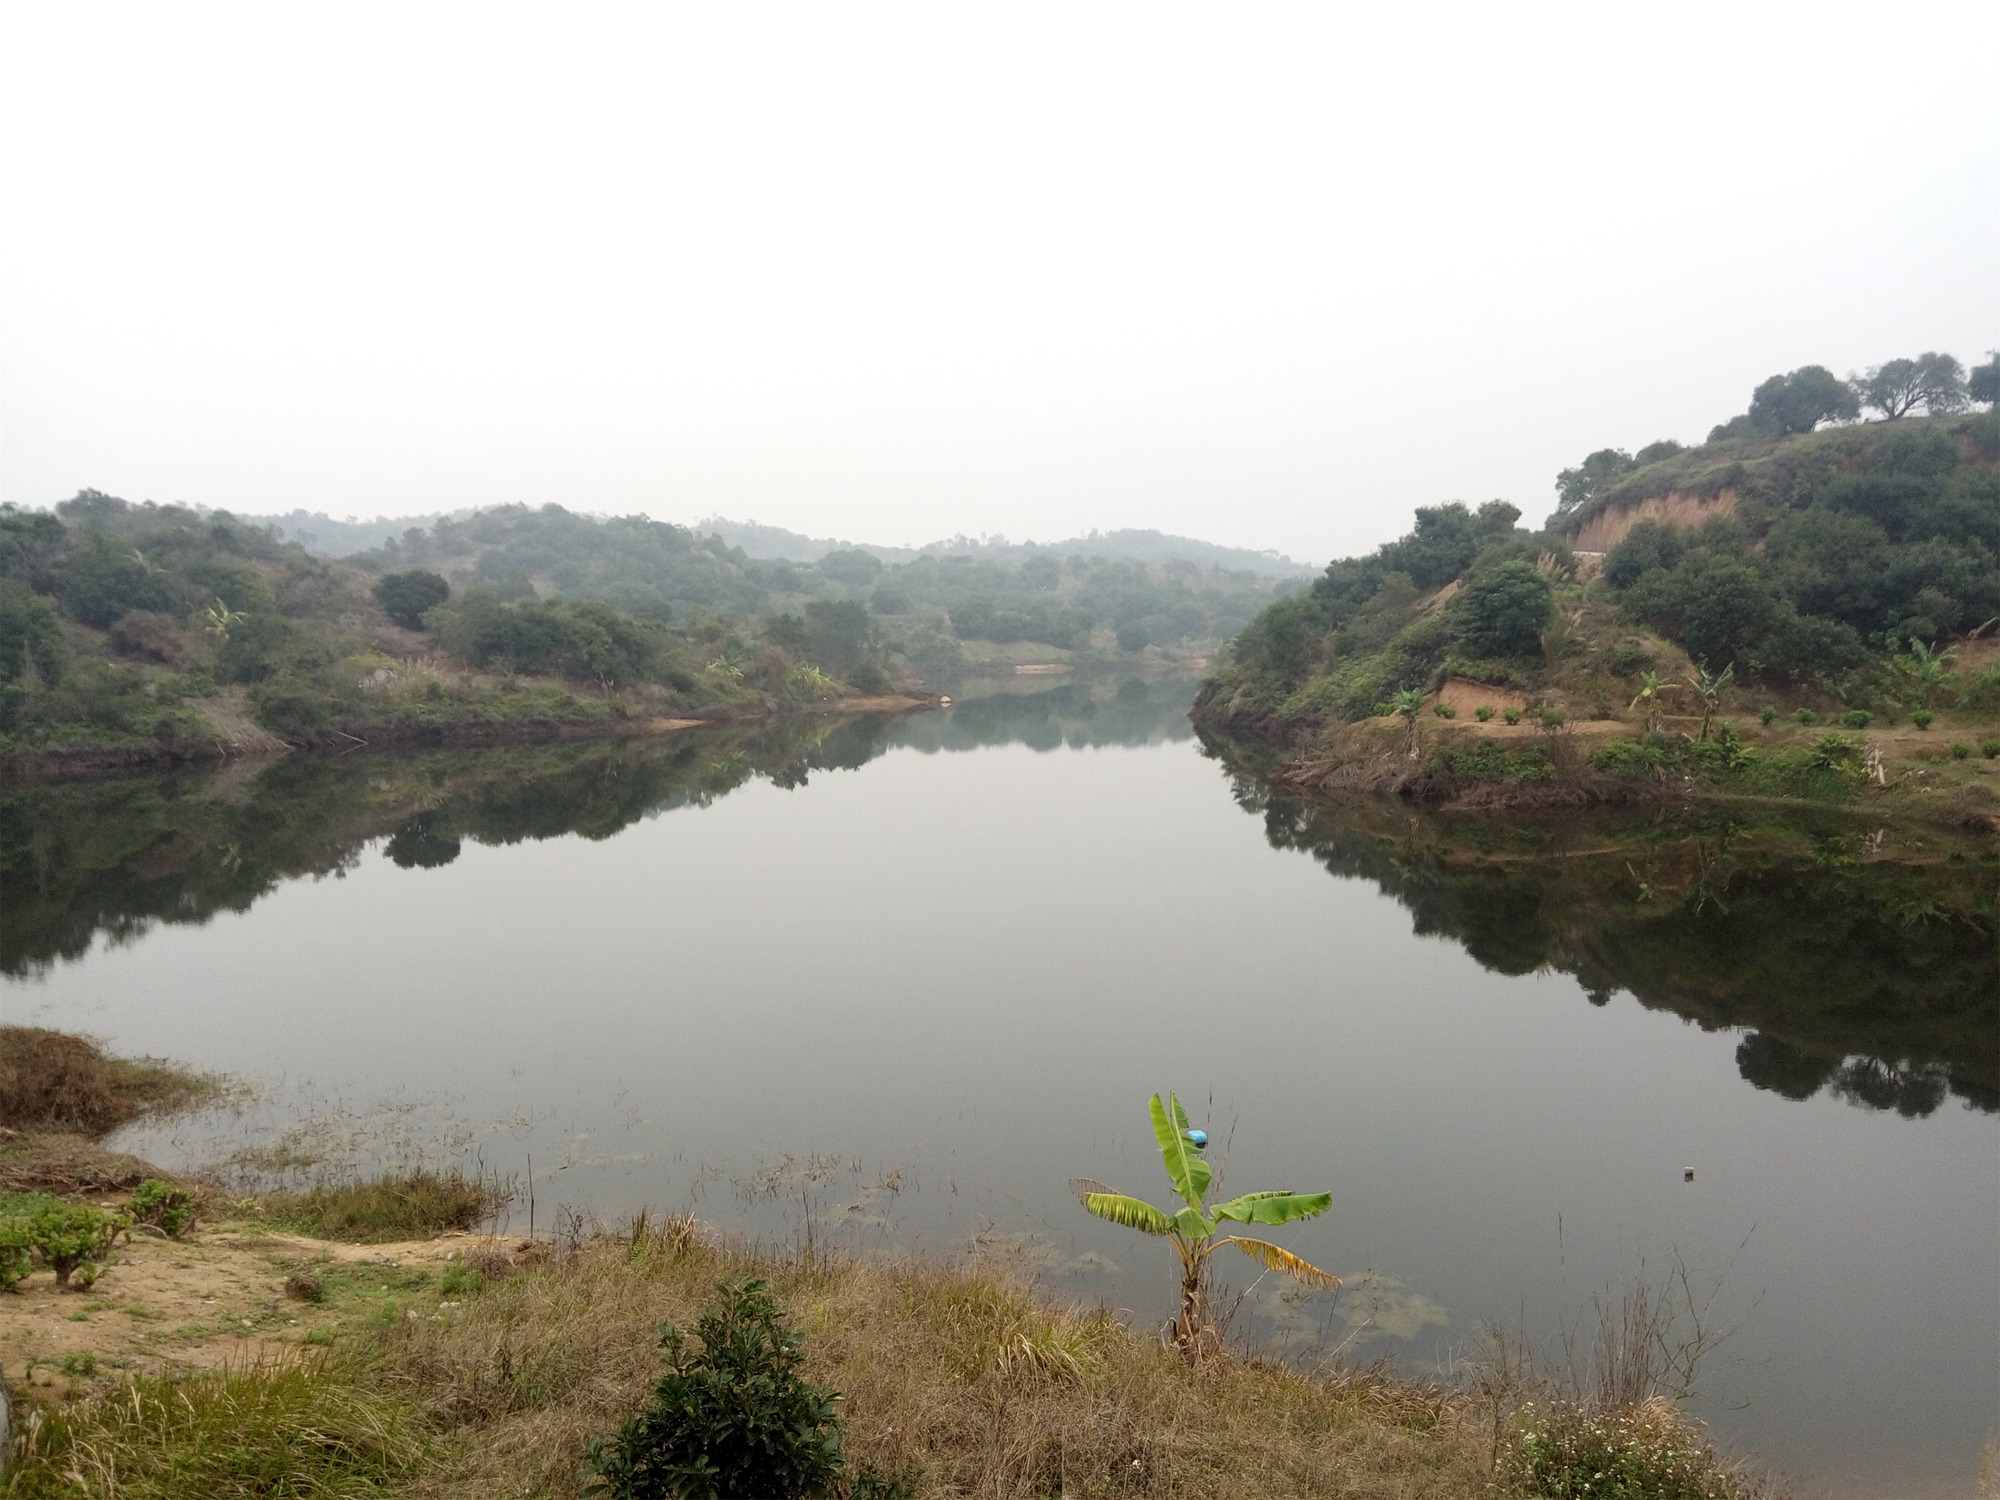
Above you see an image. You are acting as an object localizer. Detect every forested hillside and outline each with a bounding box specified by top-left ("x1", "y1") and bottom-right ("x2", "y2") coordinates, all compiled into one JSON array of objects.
[
  {"x1": 1198, "y1": 356, "x2": 2000, "y2": 816},
  {"x1": 0, "y1": 489, "x2": 1293, "y2": 763}
]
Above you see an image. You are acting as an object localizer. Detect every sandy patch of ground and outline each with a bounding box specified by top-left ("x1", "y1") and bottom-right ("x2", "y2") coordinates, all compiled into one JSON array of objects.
[{"x1": 0, "y1": 1220, "x2": 532, "y2": 1395}]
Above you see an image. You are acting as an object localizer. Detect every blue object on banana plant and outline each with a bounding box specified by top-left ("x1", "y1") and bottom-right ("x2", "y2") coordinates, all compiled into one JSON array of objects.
[{"x1": 1185, "y1": 1129, "x2": 1208, "y2": 1150}]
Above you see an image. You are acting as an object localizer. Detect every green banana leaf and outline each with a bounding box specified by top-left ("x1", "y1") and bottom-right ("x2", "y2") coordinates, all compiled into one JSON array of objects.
[
  {"x1": 1168, "y1": 1206, "x2": 1215, "y2": 1240},
  {"x1": 1079, "y1": 1192, "x2": 1172, "y2": 1235},
  {"x1": 1150, "y1": 1092, "x2": 1211, "y2": 1210},
  {"x1": 1211, "y1": 1190, "x2": 1332, "y2": 1226}
]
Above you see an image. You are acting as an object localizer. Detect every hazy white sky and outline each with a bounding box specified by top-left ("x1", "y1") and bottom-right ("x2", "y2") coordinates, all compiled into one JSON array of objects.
[{"x1": 2, "y1": 3, "x2": 1994, "y2": 563}]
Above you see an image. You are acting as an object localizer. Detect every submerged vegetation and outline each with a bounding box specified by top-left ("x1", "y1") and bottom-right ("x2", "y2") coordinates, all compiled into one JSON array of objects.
[{"x1": 1199, "y1": 367, "x2": 2000, "y2": 822}]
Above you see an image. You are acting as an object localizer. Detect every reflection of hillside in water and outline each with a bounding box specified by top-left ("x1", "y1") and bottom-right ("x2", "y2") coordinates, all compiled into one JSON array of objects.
[
  {"x1": 1205, "y1": 741, "x2": 1998, "y2": 1119},
  {"x1": 2, "y1": 675, "x2": 1198, "y2": 978}
]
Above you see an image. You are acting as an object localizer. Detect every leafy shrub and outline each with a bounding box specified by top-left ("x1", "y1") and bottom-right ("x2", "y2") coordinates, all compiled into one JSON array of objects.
[
  {"x1": 372, "y1": 569, "x2": 450, "y2": 629},
  {"x1": 1983, "y1": 740, "x2": 2000, "y2": 759},
  {"x1": 1475, "y1": 705, "x2": 1494, "y2": 721},
  {"x1": 1454, "y1": 560, "x2": 1554, "y2": 657},
  {"x1": 1594, "y1": 740, "x2": 1665, "y2": 778},
  {"x1": 1842, "y1": 710, "x2": 1871, "y2": 729},
  {"x1": 1807, "y1": 735, "x2": 1864, "y2": 775},
  {"x1": 586, "y1": 1276, "x2": 846, "y2": 1500},
  {"x1": 1504, "y1": 1398, "x2": 1745, "y2": 1499},
  {"x1": 439, "y1": 1261, "x2": 485, "y2": 1299},
  {"x1": 1949, "y1": 742, "x2": 1971, "y2": 760},
  {"x1": 1539, "y1": 706, "x2": 1566, "y2": 729},
  {"x1": 0, "y1": 1216, "x2": 33, "y2": 1290},
  {"x1": 1503, "y1": 707, "x2": 1522, "y2": 725},
  {"x1": 1431, "y1": 701, "x2": 1456, "y2": 718},
  {"x1": 130, "y1": 1178, "x2": 198, "y2": 1238},
  {"x1": 0, "y1": 579, "x2": 65, "y2": 687},
  {"x1": 1759, "y1": 706, "x2": 1777, "y2": 725},
  {"x1": 1912, "y1": 709, "x2": 1933, "y2": 729},
  {"x1": 28, "y1": 1202, "x2": 125, "y2": 1288}
]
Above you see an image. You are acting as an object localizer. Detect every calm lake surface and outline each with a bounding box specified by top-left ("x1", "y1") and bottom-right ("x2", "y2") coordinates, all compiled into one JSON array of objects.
[{"x1": 4, "y1": 675, "x2": 1995, "y2": 1497}]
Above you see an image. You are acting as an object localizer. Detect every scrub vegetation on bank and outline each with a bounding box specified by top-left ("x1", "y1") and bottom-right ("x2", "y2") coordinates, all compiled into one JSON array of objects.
[
  {"x1": 0, "y1": 492, "x2": 1293, "y2": 771},
  {"x1": 1196, "y1": 382, "x2": 2000, "y2": 825}
]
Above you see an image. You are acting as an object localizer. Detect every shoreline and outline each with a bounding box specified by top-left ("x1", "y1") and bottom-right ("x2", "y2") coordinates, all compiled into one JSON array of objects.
[
  {"x1": 1191, "y1": 704, "x2": 2000, "y2": 832},
  {"x1": 0, "y1": 692, "x2": 942, "y2": 784}
]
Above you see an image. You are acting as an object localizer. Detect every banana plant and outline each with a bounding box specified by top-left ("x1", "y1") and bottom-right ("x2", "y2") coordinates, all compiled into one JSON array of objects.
[
  {"x1": 1688, "y1": 660, "x2": 1734, "y2": 741},
  {"x1": 1070, "y1": 1093, "x2": 1338, "y2": 1358}
]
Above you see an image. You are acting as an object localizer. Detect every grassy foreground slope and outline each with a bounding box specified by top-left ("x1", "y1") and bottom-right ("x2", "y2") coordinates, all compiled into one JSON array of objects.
[{"x1": 1196, "y1": 409, "x2": 2000, "y2": 822}]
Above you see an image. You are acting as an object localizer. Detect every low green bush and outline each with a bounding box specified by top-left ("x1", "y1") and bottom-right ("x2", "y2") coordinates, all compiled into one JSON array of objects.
[
  {"x1": 1759, "y1": 705, "x2": 1777, "y2": 725},
  {"x1": 27, "y1": 1202, "x2": 125, "y2": 1289},
  {"x1": 587, "y1": 1275, "x2": 911, "y2": 1500},
  {"x1": 1431, "y1": 701, "x2": 1456, "y2": 719},
  {"x1": 1793, "y1": 707, "x2": 1820, "y2": 726},
  {"x1": 1912, "y1": 709, "x2": 1934, "y2": 729},
  {"x1": 130, "y1": 1179, "x2": 198, "y2": 1238},
  {"x1": 1949, "y1": 742, "x2": 1971, "y2": 760},
  {"x1": 1983, "y1": 740, "x2": 2000, "y2": 759},
  {"x1": 1842, "y1": 710, "x2": 1871, "y2": 729},
  {"x1": 0, "y1": 1216, "x2": 34, "y2": 1291},
  {"x1": 1474, "y1": 705, "x2": 1494, "y2": 721},
  {"x1": 1503, "y1": 707, "x2": 1522, "y2": 725},
  {"x1": 1539, "y1": 706, "x2": 1566, "y2": 729},
  {"x1": 1503, "y1": 1399, "x2": 1745, "y2": 1499}
]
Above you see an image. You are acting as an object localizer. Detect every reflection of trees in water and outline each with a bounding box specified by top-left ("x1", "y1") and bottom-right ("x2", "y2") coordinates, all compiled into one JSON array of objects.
[
  {"x1": 1, "y1": 675, "x2": 1201, "y2": 978},
  {"x1": 1205, "y1": 741, "x2": 1998, "y2": 1118}
]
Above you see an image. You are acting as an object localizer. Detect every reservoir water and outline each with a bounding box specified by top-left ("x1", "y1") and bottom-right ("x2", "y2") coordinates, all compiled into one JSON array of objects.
[{"x1": 4, "y1": 675, "x2": 1994, "y2": 1497}]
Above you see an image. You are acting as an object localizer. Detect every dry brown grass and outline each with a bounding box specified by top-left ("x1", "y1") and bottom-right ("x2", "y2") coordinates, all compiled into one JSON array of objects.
[
  {"x1": 374, "y1": 1221, "x2": 1491, "y2": 1499},
  {"x1": 0, "y1": 1026, "x2": 219, "y2": 1139}
]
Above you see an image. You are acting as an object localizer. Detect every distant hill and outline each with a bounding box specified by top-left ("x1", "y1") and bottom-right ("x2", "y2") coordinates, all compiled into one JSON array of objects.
[
  {"x1": 695, "y1": 517, "x2": 1317, "y2": 578},
  {"x1": 228, "y1": 507, "x2": 1315, "y2": 578}
]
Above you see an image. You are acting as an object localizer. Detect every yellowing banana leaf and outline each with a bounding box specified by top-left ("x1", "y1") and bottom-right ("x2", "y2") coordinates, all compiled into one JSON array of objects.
[
  {"x1": 1066, "y1": 1178, "x2": 1121, "y2": 1202},
  {"x1": 1211, "y1": 1191, "x2": 1332, "y2": 1226},
  {"x1": 1149, "y1": 1092, "x2": 1211, "y2": 1210},
  {"x1": 1081, "y1": 1193, "x2": 1172, "y2": 1235},
  {"x1": 1222, "y1": 1235, "x2": 1341, "y2": 1292}
]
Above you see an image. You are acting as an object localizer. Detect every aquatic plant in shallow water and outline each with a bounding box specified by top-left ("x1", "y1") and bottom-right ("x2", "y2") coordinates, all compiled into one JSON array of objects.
[{"x1": 1070, "y1": 1091, "x2": 1337, "y2": 1361}]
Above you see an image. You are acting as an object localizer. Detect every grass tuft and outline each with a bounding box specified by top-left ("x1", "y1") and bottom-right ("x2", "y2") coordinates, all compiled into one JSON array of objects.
[
  {"x1": 4, "y1": 1359, "x2": 423, "y2": 1499},
  {"x1": 253, "y1": 1169, "x2": 511, "y2": 1243}
]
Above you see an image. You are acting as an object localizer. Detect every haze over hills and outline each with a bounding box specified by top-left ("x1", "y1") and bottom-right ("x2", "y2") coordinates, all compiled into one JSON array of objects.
[{"x1": 227, "y1": 508, "x2": 1316, "y2": 578}]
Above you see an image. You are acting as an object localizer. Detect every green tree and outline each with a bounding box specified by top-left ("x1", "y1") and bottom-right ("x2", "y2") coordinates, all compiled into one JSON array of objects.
[
  {"x1": 1970, "y1": 353, "x2": 2000, "y2": 406},
  {"x1": 1858, "y1": 353, "x2": 1969, "y2": 420},
  {"x1": 0, "y1": 580, "x2": 64, "y2": 686},
  {"x1": 1455, "y1": 560, "x2": 1554, "y2": 657},
  {"x1": 1071, "y1": 1093, "x2": 1337, "y2": 1359},
  {"x1": 372, "y1": 569, "x2": 451, "y2": 629},
  {"x1": 1748, "y1": 365, "x2": 1859, "y2": 436},
  {"x1": 1554, "y1": 449, "x2": 1636, "y2": 515},
  {"x1": 815, "y1": 549, "x2": 882, "y2": 587}
]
